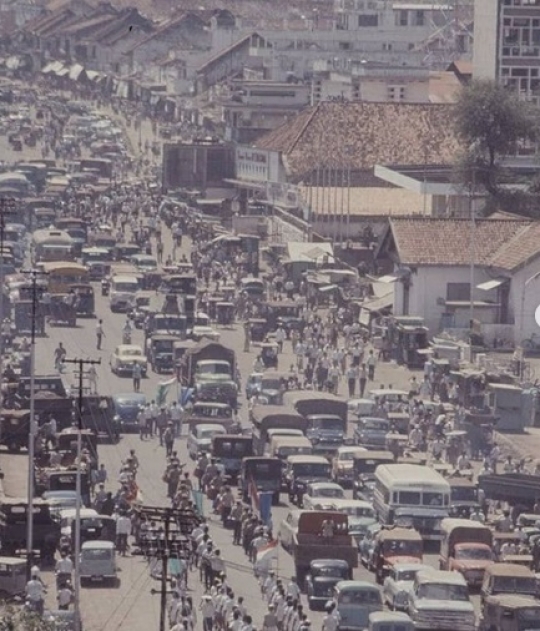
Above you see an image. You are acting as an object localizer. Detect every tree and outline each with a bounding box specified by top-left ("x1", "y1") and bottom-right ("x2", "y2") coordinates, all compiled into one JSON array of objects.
[{"x1": 454, "y1": 79, "x2": 538, "y2": 196}]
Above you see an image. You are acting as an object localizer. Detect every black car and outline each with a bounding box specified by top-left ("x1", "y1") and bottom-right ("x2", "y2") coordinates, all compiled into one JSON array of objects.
[
  {"x1": 305, "y1": 559, "x2": 350, "y2": 610},
  {"x1": 112, "y1": 393, "x2": 147, "y2": 433}
]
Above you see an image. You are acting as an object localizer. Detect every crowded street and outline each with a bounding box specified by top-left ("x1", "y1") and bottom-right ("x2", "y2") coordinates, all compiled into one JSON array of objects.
[{"x1": 2, "y1": 62, "x2": 540, "y2": 631}]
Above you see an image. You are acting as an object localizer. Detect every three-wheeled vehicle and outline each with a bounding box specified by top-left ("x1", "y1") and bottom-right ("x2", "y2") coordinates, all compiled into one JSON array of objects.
[
  {"x1": 211, "y1": 434, "x2": 254, "y2": 483},
  {"x1": 249, "y1": 318, "x2": 268, "y2": 343},
  {"x1": 0, "y1": 557, "x2": 27, "y2": 600},
  {"x1": 259, "y1": 342, "x2": 279, "y2": 368},
  {"x1": 148, "y1": 334, "x2": 179, "y2": 373},
  {"x1": 79, "y1": 540, "x2": 117, "y2": 586},
  {"x1": 70, "y1": 283, "x2": 95, "y2": 317}
]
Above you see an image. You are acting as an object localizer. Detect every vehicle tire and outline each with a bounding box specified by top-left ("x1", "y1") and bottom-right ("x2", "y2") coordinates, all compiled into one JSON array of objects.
[{"x1": 7, "y1": 440, "x2": 21, "y2": 454}]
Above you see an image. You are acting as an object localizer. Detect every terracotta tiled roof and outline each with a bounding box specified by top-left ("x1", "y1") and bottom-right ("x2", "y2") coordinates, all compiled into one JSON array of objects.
[
  {"x1": 489, "y1": 223, "x2": 540, "y2": 271},
  {"x1": 255, "y1": 102, "x2": 460, "y2": 179},
  {"x1": 390, "y1": 217, "x2": 533, "y2": 267}
]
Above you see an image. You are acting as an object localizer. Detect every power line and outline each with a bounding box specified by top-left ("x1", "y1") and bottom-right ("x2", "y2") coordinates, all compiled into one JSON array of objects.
[{"x1": 62, "y1": 356, "x2": 101, "y2": 631}]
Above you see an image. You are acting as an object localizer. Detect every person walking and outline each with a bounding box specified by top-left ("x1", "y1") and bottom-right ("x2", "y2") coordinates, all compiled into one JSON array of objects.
[
  {"x1": 96, "y1": 320, "x2": 104, "y2": 350},
  {"x1": 87, "y1": 364, "x2": 98, "y2": 394},
  {"x1": 163, "y1": 423, "x2": 175, "y2": 457},
  {"x1": 358, "y1": 364, "x2": 368, "y2": 397},
  {"x1": 366, "y1": 351, "x2": 376, "y2": 381},
  {"x1": 132, "y1": 362, "x2": 142, "y2": 392},
  {"x1": 346, "y1": 364, "x2": 358, "y2": 398}
]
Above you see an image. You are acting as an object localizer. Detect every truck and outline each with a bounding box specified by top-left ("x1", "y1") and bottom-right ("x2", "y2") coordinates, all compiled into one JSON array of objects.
[
  {"x1": 283, "y1": 391, "x2": 347, "y2": 454},
  {"x1": 0, "y1": 497, "x2": 60, "y2": 565},
  {"x1": 439, "y1": 518, "x2": 494, "y2": 588},
  {"x1": 291, "y1": 511, "x2": 358, "y2": 588},
  {"x1": 182, "y1": 340, "x2": 238, "y2": 407},
  {"x1": 250, "y1": 405, "x2": 307, "y2": 455},
  {"x1": 478, "y1": 473, "x2": 540, "y2": 510}
]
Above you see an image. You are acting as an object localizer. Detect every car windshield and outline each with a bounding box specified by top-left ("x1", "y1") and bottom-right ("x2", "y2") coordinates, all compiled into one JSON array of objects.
[
  {"x1": 383, "y1": 540, "x2": 423, "y2": 556},
  {"x1": 339, "y1": 590, "x2": 381, "y2": 605},
  {"x1": 311, "y1": 418, "x2": 343, "y2": 431},
  {"x1": 113, "y1": 282, "x2": 138, "y2": 292},
  {"x1": 493, "y1": 577, "x2": 537, "y2": 594},
  {"x1": 339, "y1": 452, "x2": 356, "y2": 461},
  {"x1": 121, "y1": 349, "x2": 142, "y2": 357},
  {"x1": 197, "y1": 363, "x2": 230, "y2": 375},
  {"x1": 450, "y1": 487, "x2": 477, "y2": 502},
  {"x1": 81, "y1": 549, "x2": 111, "y2": 561},
  {"x1": 200, "y1": 429, "x2": 224, "y2": 439},
  {"x1": 154, "y1": 317, "x2": 183, "y2": 329},
  {"x1": 343, "y1": 506, "x2": 375, "y2": 518},
  {"x1": 193, "y1": 405, "x2": 232, "y2": 418},
  {"x1": 261, "y1": 379, "x2": 281, "y2": 390},
  {"x1": 418, "y1": 583, "x2": 469, "y2": 601},
  {"x1": 315, "y1": 566, "x2": 346, "y2": 578},
  {"x1": 314, "y1": 487, "x2": 343, "y2": 498},
  {"x1": 395, "y1": 569, "x2": 419, "y2": 581},
  {"x1": 153, "y1": 341, "x2": 173, "y2": 352},
  {"x1": 362, "y1": 420, "x2": 389, "y2": 431},
  {"x1": 455, "y1": 548, "x2": 492, "y2": 561},
  {"x1": 313, "y1": 582, "x2": 337, "y2": 596},
  {"x1": 295, "y1": 464, "x2": 331, "y2": 478}
]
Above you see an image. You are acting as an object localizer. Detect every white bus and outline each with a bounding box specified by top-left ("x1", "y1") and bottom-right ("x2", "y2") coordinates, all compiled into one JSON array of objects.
[{"x1": 373, "y1": 464, "x2": 450, "y2": 542}]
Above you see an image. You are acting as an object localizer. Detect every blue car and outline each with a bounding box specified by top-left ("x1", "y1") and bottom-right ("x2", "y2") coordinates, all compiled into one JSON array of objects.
[{"x1": 112, "y1": 393, "x2": 147, "y2": 433}]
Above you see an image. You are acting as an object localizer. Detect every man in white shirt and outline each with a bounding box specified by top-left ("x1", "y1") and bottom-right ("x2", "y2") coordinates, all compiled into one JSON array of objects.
[
  {"x1": 26, "y1": 573, "x2": 46, "y2": 614},
  {"x1": 57, "y1": 582, "x2": 73, "y2": 610},
  {"x1": 200, "y1": 594, "x2": 215, "y2": 631},
  {"x1": 286, "y1": 578, "x2": 300, "y2": 601},
  {"x1": 116, "y1": 511, "x2": 132, "y2": 556},
  {"x1": 55, "y1": 552, "x2": 73, "y2": 586},
  {"x1": 169, "y1": 401, "x2": 183, "y2": 437}
]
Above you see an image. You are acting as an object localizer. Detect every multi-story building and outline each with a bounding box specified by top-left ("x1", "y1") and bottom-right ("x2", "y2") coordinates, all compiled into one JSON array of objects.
[{"x1": 474, "y1": 0, "x2": 540, "y2": 101}]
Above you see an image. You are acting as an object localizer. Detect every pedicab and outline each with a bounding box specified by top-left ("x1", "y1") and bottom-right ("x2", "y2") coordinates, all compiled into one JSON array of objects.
[
  {"x1": 70, "y1": 283, "x2": 95, "y2": 317},
  {"x1": 217, "y1": 301, "x2": 234, "y2": 326},
  {"x1": 259, "y1": 342, "x2": 279, "y2": 369},
  {"x1": 248, "y1": 318, "x2": 268, "y2": 343}
]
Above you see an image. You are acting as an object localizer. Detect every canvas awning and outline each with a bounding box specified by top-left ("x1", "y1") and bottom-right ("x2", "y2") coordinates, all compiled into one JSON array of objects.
[{"x1": 477, "y1": 279, "x2": 506, "y2": 291}]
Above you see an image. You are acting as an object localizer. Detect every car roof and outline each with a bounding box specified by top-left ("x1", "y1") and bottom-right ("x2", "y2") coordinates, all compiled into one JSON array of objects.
[
  {"x1": 330, "y1": 499, "x2": 373, "y2": 509},
  {"x1": 416, "y1": 569, "x2": 466, "y2": 585},
  {"x1": 310, "y1": 559, "x2": 349, "y2": 568},
  {"x1": 308, "y1": 482, "x2": 343, "y2": 488},
  {"x1": 287, "y1": 455, "x2": 329, "y2": 464},
  {"x1": 116, "y1": 344, "x2": 143, "y2": 352},
  {"x1": 195, "y1": 424, "x2": 227, "y2": 432},
  {"x1": 60, "y1": 508, "x2": 98, "y2": 518},
  {"x1": 391, "y1": 563, "x2": 432, "y2": 573},
  {"x1": 369, "y1": 612, "x2": 412, "y2": 623},
  {"x1": 377, "y1": 527, "x2": 422, "y2": 541},
  {"x1": 486, "y1": 563, "x2": 534, "y2": 577},
  {"x1": 335, "y1": 580, "x2": 380, "y2": 591},
  {"x1": 113, "y1": 393, "x2": 146, "y2": 402}
]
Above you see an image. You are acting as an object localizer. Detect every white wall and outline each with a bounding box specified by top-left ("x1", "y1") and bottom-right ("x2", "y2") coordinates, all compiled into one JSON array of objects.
[
  {"x1": 393, "y1": 265, "x2": 500, "y2": 336},
  {"x1": 473, "y1": 0, "x2": 498, "y2": 79},
  {"x1": 509, "y1": 261, "x2": 540, "y2": 345}
]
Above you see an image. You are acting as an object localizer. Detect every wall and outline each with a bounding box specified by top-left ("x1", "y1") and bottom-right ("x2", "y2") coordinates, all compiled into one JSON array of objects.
[
  {"x1": 393, "y1": 265, "x2": 501, "y2": 336},
  {"x1": 359, "y1": 77, "x2": 429, "y2": 102},
  {"x1": 509, "y1": 260, "x2": 540, "y2": 345},
  {"x1": 473, "y1": 0, "x2": 499, "y2": 80}
]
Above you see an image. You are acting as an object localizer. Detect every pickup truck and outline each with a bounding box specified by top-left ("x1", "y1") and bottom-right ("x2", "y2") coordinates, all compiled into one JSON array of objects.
[
  {"x1": 439, "y1": 518, "x2": 494, "y2": 588},
  {"x1": 291, "y1": 511, "x2": 358, "y2": 588}
]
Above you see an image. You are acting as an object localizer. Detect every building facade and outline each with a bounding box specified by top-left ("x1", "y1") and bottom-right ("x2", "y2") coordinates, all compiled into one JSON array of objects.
[{"x1": 474, "y1": 0, "x2": 540, "y2": 102}]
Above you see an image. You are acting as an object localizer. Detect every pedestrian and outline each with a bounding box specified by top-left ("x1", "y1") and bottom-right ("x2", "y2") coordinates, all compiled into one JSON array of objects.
[
  {"x1": 358, "y1": 364, "x2": 367, "y2": 397},
  {"x1": 170, "y1": 401, "x2": 183, "y2": 437},
  {"x1": 57, "y1": 581, "x2": 73, "y2": 611},
  {"x1": 132, "y1": 362, "x2": 142, "y2": 392},
  {"x1": 54, "y1": 342, "x2": 66, "y2": 372},
  {"x1": 116, "y1": 511, "x2": 132, "y2": 556},
  {"x1": 366, "y1": 351, "x2": 376, "y2": 380},
  {"x1": 346, "y1": 364, "x2": 358, "y2": 398},
  {"x1": 157, "y1": 406, "x2": 168, "y2": 446},
  {"x1": 87, "y1": 364, "x2": 98, "y2": 394},
  {"x1": 164, "y1": 423, "x2": 175, "y2": 457},
  {"x1": 96, "y1": 319, "x2": 104, "y2": 350},
  {"x1": 200, "y1": 594, "x2": 214, "y2": 631},
  {"x1": 138, "y1": 405, "x2": 147, "y2": 440},
  {"x1": 157, "y1": 240, "x2": 164, "y2": 263}
]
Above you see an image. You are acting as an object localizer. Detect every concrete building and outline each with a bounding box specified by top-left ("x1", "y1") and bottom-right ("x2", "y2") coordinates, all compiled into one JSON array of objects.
[
  {"x1": 220, "y1": 79, "x2": 310, "y2": 143},
  {"x1": 474, "y1": 0, "x2": 540, "y2": 102}
]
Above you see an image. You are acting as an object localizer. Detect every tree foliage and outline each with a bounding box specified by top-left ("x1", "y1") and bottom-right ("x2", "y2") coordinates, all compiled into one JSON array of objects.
[
  {"x1": 0, "y1": 606, "x2": 56, "y2": 631},
  {"x1": 454, "y1": 79, "x2": 538, "y2": 198}
]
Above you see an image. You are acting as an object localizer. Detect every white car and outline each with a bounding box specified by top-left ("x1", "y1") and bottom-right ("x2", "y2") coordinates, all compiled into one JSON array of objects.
[
  {"x1": 110, "y1": 344, "x2": 148, "y2": 376},
  {"x1": 191, "y1": 312, "x2": 220, "y2": 341},
  {"x1": 382, "y1": 563, "x2": 431, "y2": 611},
  {"x1": 187, "y1": 423, "x2": 227, "y2": 459},
  {"x1": 303, "y1": 482, "x2": 345, "y2": 510},
  {"x1": 278, "y1": 509, "x2": 307, "y2": 550},
  {"x1": 329, "y1": 499, "x2": 377, "y2": 538},
  {"x1": 331, "y1": 446, "x2": 368, "y2": 485}
]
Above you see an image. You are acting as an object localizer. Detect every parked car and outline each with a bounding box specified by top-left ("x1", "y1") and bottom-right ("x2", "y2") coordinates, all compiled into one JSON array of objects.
[
  {"x1": 382, "y1": 563, "x2": 431, "y2": 611},
  {"x1": 79, "y1": 540, "x2": 117, "y2": 586},
  {"x1": 110, "y1": 344, "x2": 147, "y2": 376},
  {"x1": 303, "y1": 482, "x2": 345, "y2": 510},
  {"x1": 112, "y1": 393, "x2": 146, "y2": 433},
  {"x1": 187, "y1": 423, "x2": 227, "y2": 460},
  {"x1": 306, "y1": 559, "x2": 350, "y2": 610}
]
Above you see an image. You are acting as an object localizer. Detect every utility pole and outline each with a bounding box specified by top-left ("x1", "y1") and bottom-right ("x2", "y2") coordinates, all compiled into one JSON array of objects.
[
  {"x1": 22, "y1": 268, "x2": 47, "y2": 580},
  {"x1": 0, "y1": 197, "x2": 16, "y2": 446},
  {"x1": 137, "y1": 505, "x2": 200, "y2": 631},
  {"x1": 62, "y1": 357, "x2": 101, "y2": 631}
]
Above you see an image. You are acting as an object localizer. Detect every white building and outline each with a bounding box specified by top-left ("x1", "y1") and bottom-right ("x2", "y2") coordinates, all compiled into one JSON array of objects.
[
  {"x1": 474, "y1": 0, "x2": 540, "y2": 102},
  {"x1": 382, "y1": 215, "x2": 540, "y2": 344}
]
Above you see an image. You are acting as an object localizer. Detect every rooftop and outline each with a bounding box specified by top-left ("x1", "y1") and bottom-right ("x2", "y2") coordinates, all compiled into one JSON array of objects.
[
  {"x1": 389, "y1": 217, "x2": 540, "y2": 269},
  {"x1": 255, "y1": 102, "x2": 459, "y2": 180}
]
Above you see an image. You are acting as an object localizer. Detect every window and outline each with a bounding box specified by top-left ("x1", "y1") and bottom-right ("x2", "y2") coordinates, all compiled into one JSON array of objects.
[
  {"x1": 399, "y1": 491, "x2": 421, "y2": 505},
  {"x1": 415, "y1": 10, "x2": 425, "y2": 26},
  {"x1": 358, "y1": 14, "x2": 378, "y2": 27},
  {"x1": 396, "y1": 10, "x2": 408, "y2": 26},
  {"x1": 446, "y1": 282, "x2": 471, "y2": 301}
]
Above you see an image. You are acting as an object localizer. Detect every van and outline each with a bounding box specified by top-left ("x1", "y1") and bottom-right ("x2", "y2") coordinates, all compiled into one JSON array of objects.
[
  {"x1": 79, "y1": 540, "x2": 117, "y2": 586},
  {"x1": 109, "y1": 274, "x2": 140, "y2": 312},
  {"x1": 333, "y1": 580, "x2": 383, "y2": 630},
  {"x1": 270, "y1": 435, "x2": 313, "y2": 460}
]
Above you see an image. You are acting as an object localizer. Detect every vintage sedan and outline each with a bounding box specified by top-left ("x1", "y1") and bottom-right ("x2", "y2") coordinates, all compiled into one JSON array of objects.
[
  {"x1": 332, "y1": 446, "x2": 368, "y2": 487},
  {"x1": 187, "y1": 423, "x2": 227, "y2": 460},
  {"x1": 109, "y1": 344, "x2": 148, "y2": 376},
  {"x1": 303, "y1": 482, "x2": 345, "y2": 510},
  {"x1": 306, "y1": 559, "x2": 350, "y2": 610},
  {"x1": 382, "y1": 563, "x2": 431, "y2": 611}
]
